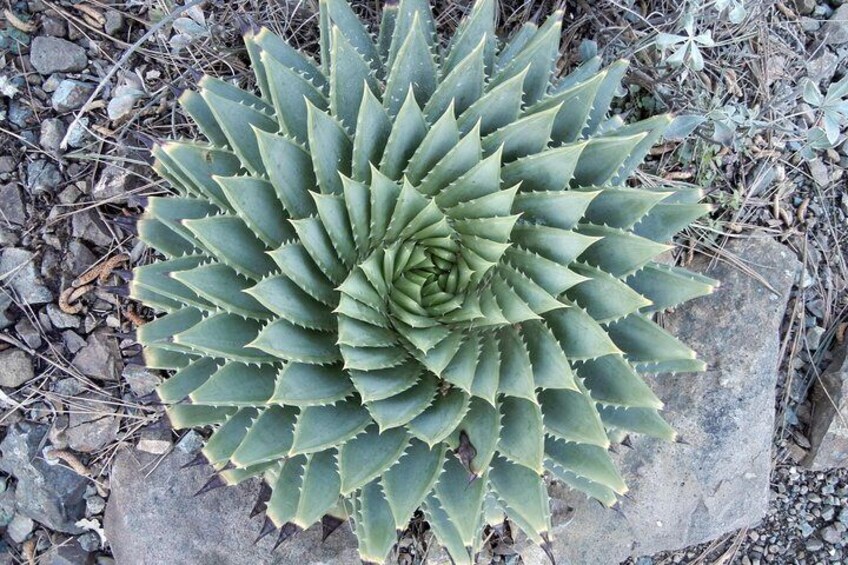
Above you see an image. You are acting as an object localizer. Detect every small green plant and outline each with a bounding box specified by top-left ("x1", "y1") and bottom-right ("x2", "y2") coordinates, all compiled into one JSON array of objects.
[
  {"x1": 132, "y1": 0, "x2": 717, "y2": 562},
  {"x1": 800, "y1": 75, "x2": 848, "y2": 160}
]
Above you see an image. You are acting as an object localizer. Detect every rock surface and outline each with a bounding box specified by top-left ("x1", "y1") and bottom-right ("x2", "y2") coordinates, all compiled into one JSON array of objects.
[
  {"x1": 71, "y1": 329, "x2": 122, "y2": 381},
  {"x1": 803, "y1": 347, "x2": 848, "y2": 469},
  {"x1": 29, "y1": 37, "x2": 87, "y2": 74},
  {"x1": 0, "y1": 248, "x2": 53, "y2": 305},
  {"x1": 65, "y1": 394, "x2": 120, "y2": 453},
  {"x1": 105, "y1": 238, "x2": 799, "y2": 564},
  {"x1": 523, "y1": 237, "x2": 800, "y2": 564},
  {"x1": 0, "y1": 423, "x2": 87, "y2": 533},
  {"x1": 0, "y1": 349, "x2": 34, "y2": 388},
  {"x1": 823, "y1": 5, "x2": 848, "y2": 45},
  {"x1": 104, "y1": 442, "x2": 360, "y2": 565}
]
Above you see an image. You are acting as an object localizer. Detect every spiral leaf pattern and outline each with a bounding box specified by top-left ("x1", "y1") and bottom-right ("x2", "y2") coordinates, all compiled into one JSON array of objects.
[{"x1": 132, "y1": 0, "x2": 718, "y2": 562}]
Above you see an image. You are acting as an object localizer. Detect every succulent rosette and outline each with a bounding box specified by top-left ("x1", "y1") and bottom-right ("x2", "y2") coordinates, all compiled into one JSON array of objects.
[{"x1": 131, "y1": 0, "x2": 717, "y2": 562}]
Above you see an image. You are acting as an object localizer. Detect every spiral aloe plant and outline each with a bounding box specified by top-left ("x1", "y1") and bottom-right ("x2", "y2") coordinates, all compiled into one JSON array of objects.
[{"x1": 132, "y1": 0, "x2": 717, "y2": 562}]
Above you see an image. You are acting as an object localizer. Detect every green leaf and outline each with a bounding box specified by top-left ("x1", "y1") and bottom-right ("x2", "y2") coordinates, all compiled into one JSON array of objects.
[
  {"x1": 386, "y1": 0, "x2": 436, "y2": 70},
  {"x1": 498, "y1": 397, "x2": 544, "y2": 473},
  {"x1": 418, "y1": 123, "x2": 483, "y2": 198},
  {"x1": 173, "y1": 263, "x2": 270, "y2": 319},
  {"x1": 408, "y1": 388, "x2": 470, "y2": 446},
  {"x1": 138, "y1": 306, "x2": 203, "y2": 347},
  {"x1": 545, "y1": 437, "x2": 627, "y2": 494},
  {"x1": 341, "y1": 175, "x2": 372, "y2": 253},
  {"x1": 294, "y1": 449, "x2": 341, "y2": 528},
  {"x1": 576, "y1": 354, "x2": 663, "y2": 410},
  {"x1": 544, "y1": 460, "x2": 617, "y2": 507},
  {"x1": 166, "y1": 404, "x2": 236, "y2": 428},
  {"x1": 248, "y1": 275, "x2": 335, "y2": 331},
  {"x1": 539, "y1": 388, "x2": 608, "y2": 447},
  {"x1": 261, "y1": 50, "x2": 328, "y2": 144},
  {"x1": 350, "y1": 480, "x2": 397, "y2": 565},
  {"x1": 183, "y1": 216, "x2": 275, "y2": 281},
  {"x1": 174, "y1": 312, "x2": 275, "y2": 363},
  {"x1": 502, "y1": 143, "x2": 589, "y2": 195},
  {"x1": 202, "y1": 407, "x2": 258, "y2": 465},
  {"x1": 407, "y1": 105, "x2": 461, "y2": 183},
  {"x1": 568, "y1": 263, "x2": 653, "y2": 323},
  {"x1": 528, "y1": 71, "x2": 605, "y2": 143},
  {"x1": 471, "y1": 332, "x2": 500, "y2": 405},
  {"x1": 313, "y1": 192, "x2": 356, "y2": 265},
  {"x1": 319, "y1": 0, "x2": 380, "y2": 73},
  {"x1": 433, "y1": 455, "x2": 487, "y2": 547},
  {"x1": 132, "y1": 254, "x2": 213, "y2": 312},
  {"x1": 329, "y1": 26, "x2": 380, "y2": 132},
  {"x1": 482, "y1": 104, "x2": 560, "y2": 161},
  {"x1": 190, "y1": 362, "x2": 276, "y2": 406},
  {"x1": 504, "y1": 247, "x2": 587, "y2": 296},
  {"x1": 340, "y1": 344, "x2": 409, "y2": 372},
  {"x1": 497, "y1": 326, "x2": 536, "y2": 401},
  {"x1": 442, "y1": 0, "x2": 495, "y2": 76},
  {"x1": 489, "y1": 11, "x2": 562, "y2": 105},
  {"x1": 577, "y1": 224, "x2": 672, "y2": 278},
  {"x1": 544, "y1": 306, "x2": 621, "y2": 361},
  {"x1": 348, "y1": 362, "x2": 421, "y2": 402},
  {"x1": 267, "y1": 455, "x2": 306, "y2": 525},
  {"x1": 598, "y1": 405, "x2": 676, "y2": 440},
  {"x1": 215, "y1": 175, "x2": 294, "y2": 247},
  {"x1": 626, "y1": 263, "x2": 716, "y2": 312},
  {"x1": 290, "y1": 399, "x2": 371, "y2": 455},
  {"x1": 268, "y1": 243, "x2": 338, "y2": 307},
  {"x1": 510, "y1": 224, "x2": 599, "y2": 266},
  {"x1": 452, "y1": 397, "x2": 499, "y2": 476},
  {"x1": 138, "y1": 218, "x2": 200, "y2": 259},
  {"x1": 231, "y1": 405, "x2": 298, "y2": 466},
  {"x1": 339, "y1": 425, "x2": 409, "y2": 494},
  {"x1": 519, "y1": 321, "x2": 577, "y2": 391},
  {"x1": 633, "y1": 202, "x2": 711, "y2": 242},
  {"x1": 157, "y1": 357, "x2": 219, "y2": 403},
  {"x1": 582, "y1": 186, "x2": 670, "y2": 230},
  {"x1": 572, "y1": 134, "x2": 647, "y2": 186},
  {"x1": 380, "y1": 89, "x2": 427, "y2": 180},
  {"x1": 158, "y1": 143, "x2": 241, "y2": 209},
  {"x1": 425, "y1": 37, "x2": 485, "y2": 120},
  {"x1": 382, "y1": 439, "x2": 446, "y2": 528},
  {"x1": 307, "y1": 102, "x2": 352, "y2": 195},
  {"x1": 251, "y1": 319, "x2": 341, "y2": 365},
  {"x1": 489, "y1": 456, "x2": 550, "y2": 543},
  {"x1": 606, "y1": 314, "x2": 697, "y2": 364},
  {"x1": 289, "y1": 216, "x2": 348, "y2": 284},
  {"x1": 458, "y1": 67, "x2": 527, "y2": 136},
  {"x1": 352, "y1": 88, "x2": 392, "y2": 182},
  {"x1": 384, "y1": 12, "x2": 437, "y2": 116},
  {"x1": 254, "y1": 129, "x2": 317, "y2": 219},
  {"x1": 200, "y1": 90, "x2": 277, "y2": 175},
  {"x1": 585, "y1": 59, "x2": 629, "y2": 134},
  {"x1": 367, "y1": 372, "x2": 437, "y2": 431},
  {"x1": 252, "y1": 27, "x2": 326, "y2": 89},
  {"x1": 272, "y1": 363, "x2": 353, "y2": 406},
  {"x1": 441, "y1": 333, "x2": 480, "y2": 393},
  {"x1": 177, "y1": 89, "x2": 228, "y2": 147}
]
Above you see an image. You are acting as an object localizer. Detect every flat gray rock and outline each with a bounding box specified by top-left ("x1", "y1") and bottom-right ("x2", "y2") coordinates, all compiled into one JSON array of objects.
[
  {"x1": 105, "y1": 443, "x2": 359, "y2": 565},
  {"x1": 105, "y1": 238, "x2": 798, "y2": 565},
  {"x1": 524, "y1": 237, "x2": 800, "y2": 564},
  {"x1": 0, "y1": 248, "x2": 53, "y2": 305},
  {"x1": 0, "y1": 349, "x2": 34, "y2": 388},
  {"x1": 29, "y1": 37, "x2": 87, "y2": 75},
  {"x1": 0, "y1": 423, "x2": 87, "y2": 533},
  {"x1": 803, "y1": 346, "x2": 848, "y2": 470}
]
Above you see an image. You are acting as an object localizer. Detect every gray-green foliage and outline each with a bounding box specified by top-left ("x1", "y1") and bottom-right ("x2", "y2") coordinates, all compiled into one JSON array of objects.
[{"x1": 132, "y1": 0, "x2": 717, "y2": 562}]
